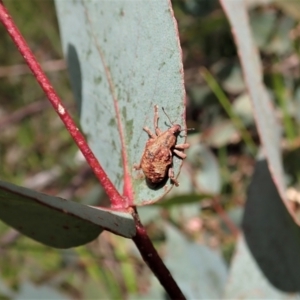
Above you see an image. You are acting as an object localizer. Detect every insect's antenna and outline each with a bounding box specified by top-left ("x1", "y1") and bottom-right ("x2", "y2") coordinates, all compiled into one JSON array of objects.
[
  {"x1": 179, "y1": 127, "x2": 195, "y2": 137},
  {"x1": 162, "y1": 107, "x2": 174, "y2": 125},
  {"x1": 180, "y1": 128, "x2": 195, "y2": 132}
]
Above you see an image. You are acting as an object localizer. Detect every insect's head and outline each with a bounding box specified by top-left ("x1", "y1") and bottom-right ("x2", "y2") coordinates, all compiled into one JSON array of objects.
[{"x1": 170, "y1": 124, "x2": 182, "y2": 135}]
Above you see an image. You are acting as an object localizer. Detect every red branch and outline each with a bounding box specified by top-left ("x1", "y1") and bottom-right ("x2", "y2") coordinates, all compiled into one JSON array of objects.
[
  {"x1": 0, "y1": 4, "x2": 187, "y2": 298},
  {"x1": 212, "y1": 197, "x2": 240, "y2": 238},
  {"x1": 131, "y1": 209, "x2": 186, "y2": 300},
  {"x1": 0, "y1": 2, "x2": 125, "y2": 208}
]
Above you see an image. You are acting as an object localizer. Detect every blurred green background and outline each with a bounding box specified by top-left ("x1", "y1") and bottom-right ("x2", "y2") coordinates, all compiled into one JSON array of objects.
[{"x1": 0, "y1": 0, "x2": 300, "y2": 298}]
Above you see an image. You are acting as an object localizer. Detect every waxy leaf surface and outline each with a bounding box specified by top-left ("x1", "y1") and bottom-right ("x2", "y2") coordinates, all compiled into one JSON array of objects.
[
  {"x1": 55, "y1": 0, "x2": 186, "y2": 205},
  {"x1": 225, "y1": 235, "x2": 300, "y2": 299},
  {"x1": 220, "y1": 0, "x2": 287, "y2": 212},
  {"x1": 0, "y1": 180, "x2": 135, "y2": 248}
]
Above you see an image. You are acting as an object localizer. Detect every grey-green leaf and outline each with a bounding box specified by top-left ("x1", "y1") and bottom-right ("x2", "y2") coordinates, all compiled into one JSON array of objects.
[
  {"x1": 55, "y1": 0, "x2": 186, "y2": 205},
  {"x1": 0, "y1": 180, "x2": 136, "y2": 248},
  {"x1": 242, "y1": 159, "x2": 300, "y2": 291},
  {"x1": 165, "y1": 224, "x2": 227, "y2": 299},
  {"x1": 220, "y1": 0, "x2": 289, "y2": 216},
  {"x1": 224, "y1": 235, "x2": 300, "y2": 299}
]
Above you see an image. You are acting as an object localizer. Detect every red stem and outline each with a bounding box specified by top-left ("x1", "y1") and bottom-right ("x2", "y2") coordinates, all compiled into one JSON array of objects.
[
  {"x1": 131, "y1": 209, "x2": 186, "y2": 300},
  {"x1": 0, "y1": 4, "x2": 186, "y2": 298},
  {"x1": 212, "y1": 197, "x2": 240, "y2": 237},
  {"x1": 0, "y1": 2, "x2": 125, "y2": 208}
]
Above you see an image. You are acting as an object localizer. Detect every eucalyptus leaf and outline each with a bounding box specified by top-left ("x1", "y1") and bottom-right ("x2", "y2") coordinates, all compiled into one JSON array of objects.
[
  {"x1": 165, "y1": 224, "x2": 227, "y2": 299},
  {"x1": 0, "y1": 180, "x2": 136, "y2": 248},
  {"x1": 224, "y1": 235, "x2": 300, "y2": 299},
  {"x1": 220, "y1": 0, "x2": 288, "y2": 215},
  {"x1": 186, "y1": 143, "x2": 221, "y2": 194},
  {"x1": 15, "y1": 282, "x2": 69, "y2": 300},
  {"x1": 158, "y1": 194, "x2": 210, "y2": 207},
  {"x1": 55, "y1": 0, "x2": 186, "y2": 205},
  {"x1": 243, "y1": 159, "x2": 300, "y2": 292}
]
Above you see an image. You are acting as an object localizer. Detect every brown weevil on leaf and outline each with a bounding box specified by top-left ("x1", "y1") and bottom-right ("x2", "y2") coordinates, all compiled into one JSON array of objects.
[{"x1": 134, "y1": 105, "x2": 190, "y2": 187}]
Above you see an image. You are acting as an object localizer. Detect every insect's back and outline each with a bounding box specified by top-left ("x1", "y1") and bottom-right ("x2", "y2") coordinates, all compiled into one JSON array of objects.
[{"x1": 141, "y1": 133, "x2": 176, "y2": 184}]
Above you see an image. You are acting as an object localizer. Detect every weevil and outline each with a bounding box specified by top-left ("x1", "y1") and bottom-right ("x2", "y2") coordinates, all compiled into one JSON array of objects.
[{"x1": 134, "y1": 105, "x2": 190, "y2": 187}]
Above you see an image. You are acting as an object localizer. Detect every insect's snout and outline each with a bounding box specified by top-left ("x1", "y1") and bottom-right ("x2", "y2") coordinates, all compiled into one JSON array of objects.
[{"x1": 171, "y1": 124, "x2": 181, "y2": 134}]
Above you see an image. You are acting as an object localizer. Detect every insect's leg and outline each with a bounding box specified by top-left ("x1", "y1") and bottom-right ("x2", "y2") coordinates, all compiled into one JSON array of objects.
[
  {"x1": 133, "y1": 163, "x2": 141, "y2": 170},
  {"x1": 175, "y1": 143, "x2": 190, "y2": 150},
  {"x1": 143, "y1": 126, "x2": 156, "y2": 138},
  {"x1": 173, "y1": 149, "x2": 187, "y2": 159},
  {"x1": 174, "y1": 143, "x2": 189, "y2": 159},
  {"x1": 154, "y1": 105, "x2": 162, "y2": 135},
  {"x1": 168, "y1": 168, "x2": 179, "y2": 186}
]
